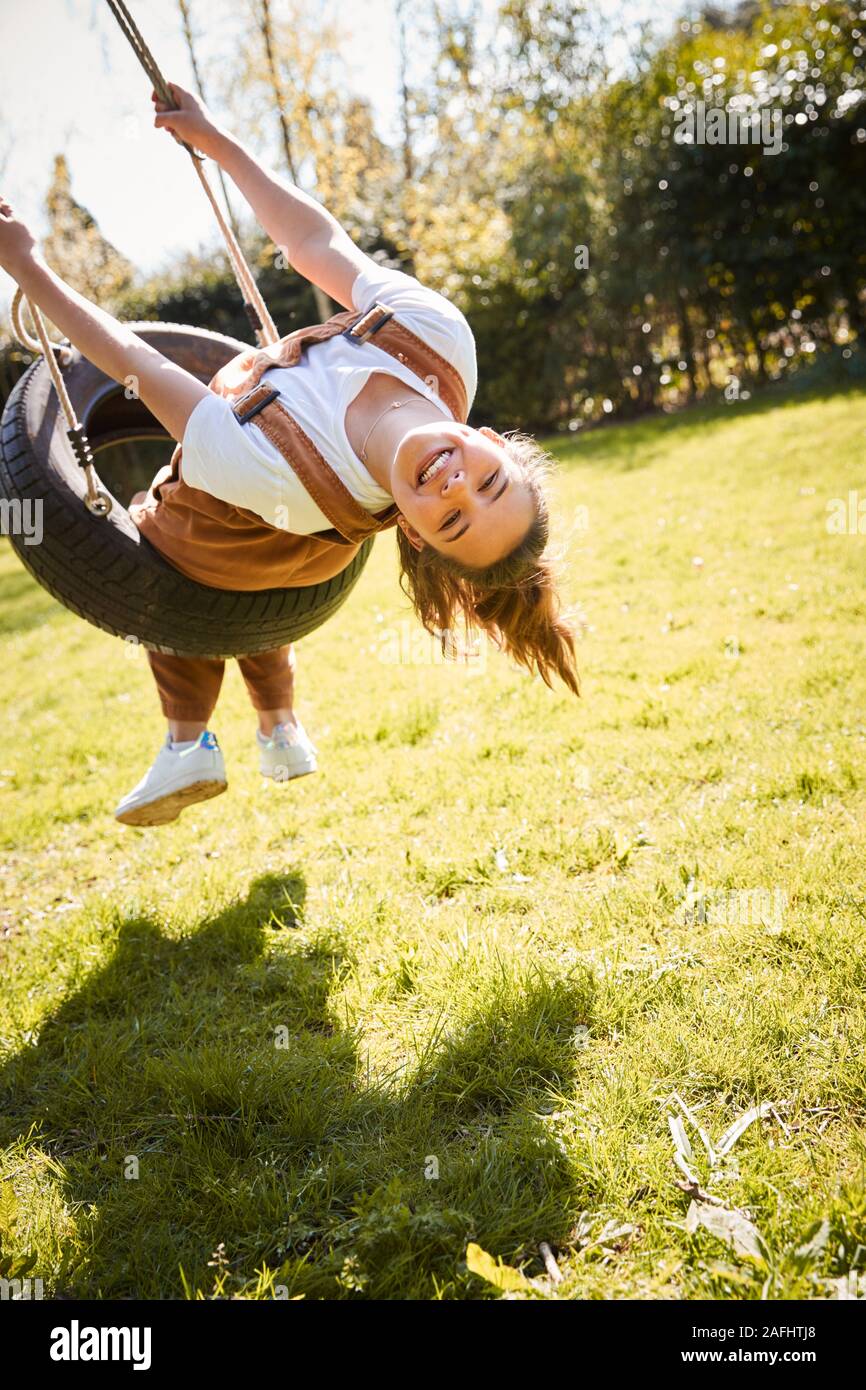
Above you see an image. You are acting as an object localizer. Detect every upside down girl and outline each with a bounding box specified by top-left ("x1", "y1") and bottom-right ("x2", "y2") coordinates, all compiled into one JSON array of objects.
[{"x1": 0, "y1": 83, "x2": 579, "y2": 827}]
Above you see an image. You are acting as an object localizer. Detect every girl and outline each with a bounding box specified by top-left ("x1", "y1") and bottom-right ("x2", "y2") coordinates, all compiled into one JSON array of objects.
[{"x1": 0, "y1": 84, "x2": 579, "y2": 828}]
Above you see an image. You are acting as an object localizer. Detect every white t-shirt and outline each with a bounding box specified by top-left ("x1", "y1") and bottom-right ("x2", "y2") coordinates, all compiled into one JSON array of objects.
[{"x1": 180, "y1": 262, "x2": 478, "y2": 533}]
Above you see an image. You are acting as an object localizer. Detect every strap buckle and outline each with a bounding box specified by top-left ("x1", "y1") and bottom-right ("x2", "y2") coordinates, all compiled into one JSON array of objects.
[
  {"x1": 343, "y1": 302, "x2": 394, "y2": 344},
  {"x1": 234, "y1": 386, "x2": 280, "y2": 424}
]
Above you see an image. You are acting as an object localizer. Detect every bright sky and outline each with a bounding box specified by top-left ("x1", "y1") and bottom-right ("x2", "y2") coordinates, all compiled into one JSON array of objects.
[
  {"x1": 0, "y1": 0, "x2": 672, "y2": 313},
  {"x1": 0, "y1": 0, "x2": 413, "y2": 309}
]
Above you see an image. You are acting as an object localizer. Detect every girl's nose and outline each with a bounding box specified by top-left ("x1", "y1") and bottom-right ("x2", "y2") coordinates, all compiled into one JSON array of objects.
[{"x1": 442, "y1": 469, "x2": 466, "y2": 495}]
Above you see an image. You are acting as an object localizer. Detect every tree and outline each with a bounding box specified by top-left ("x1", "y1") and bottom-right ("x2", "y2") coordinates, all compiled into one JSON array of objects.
[{"x1": 42, "y1": 155, "x2": 135, "y2": 310}]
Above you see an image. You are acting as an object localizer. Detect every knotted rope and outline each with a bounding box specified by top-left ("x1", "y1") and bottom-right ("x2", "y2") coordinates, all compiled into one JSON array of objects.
[{"x1": 11, "y1": 287, "x2": 112, "y2": 515}]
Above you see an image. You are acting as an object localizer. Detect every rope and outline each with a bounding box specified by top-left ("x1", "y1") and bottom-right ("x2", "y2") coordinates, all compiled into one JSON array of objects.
[
  {"x1": 11, "y1": 289, "x2": 71, "y2": 362},
  {"x1": 11, "y1": 289, "x2": 112, "y2": 516},
  {"x1": 177, "y1": 0, "x2": 243, "y2": 246},
  {"x1": 5, "y1": 0, "x2": 279, "y2": 524},
  {"x1": 104, "y1": 0, "x2": 278, "y2": 346}
]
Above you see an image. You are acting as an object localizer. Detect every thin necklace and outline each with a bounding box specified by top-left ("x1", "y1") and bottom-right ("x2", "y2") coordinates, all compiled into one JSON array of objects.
[{"x1": 360, "y1": 399, "x2": 413, "y2": 463}]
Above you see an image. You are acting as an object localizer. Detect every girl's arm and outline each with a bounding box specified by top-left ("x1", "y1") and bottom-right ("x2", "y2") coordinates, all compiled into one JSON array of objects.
[
  {"x1": 153, "y1": 85, "x2": 374, "y2": 311},
  {"x1": 0, "y1": 199, "x2": 208, "y2": 444}
]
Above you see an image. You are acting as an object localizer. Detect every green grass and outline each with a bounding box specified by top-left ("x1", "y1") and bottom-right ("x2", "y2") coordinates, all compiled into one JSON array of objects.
[{"x1": 2, "y1": 384, "x2": 866, "y2": 1300}]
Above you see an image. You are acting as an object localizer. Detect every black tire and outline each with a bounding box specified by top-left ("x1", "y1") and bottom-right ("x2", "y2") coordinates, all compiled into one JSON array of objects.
[{"x1": 0, "y1": 322, "x2": 374, "y2": 658}]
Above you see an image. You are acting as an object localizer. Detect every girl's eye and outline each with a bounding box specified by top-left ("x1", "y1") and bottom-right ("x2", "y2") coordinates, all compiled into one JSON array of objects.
[
  {"x1": 480, "y1": 471, "x2": 499, "y2": 491},
  {"x1": 441, "y1": 511, "x2": 460, "y2": 529}
]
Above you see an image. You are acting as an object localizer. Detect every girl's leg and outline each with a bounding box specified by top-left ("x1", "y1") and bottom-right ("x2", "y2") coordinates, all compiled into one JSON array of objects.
[
  {"x1": 240, "y1": 647, "x2": 317, "y2": 782},
  {"x1": 127, "y1": 495, "x2": 222, "y2": 743},
  {"x1": 238, "y1": 646, "x2": 297, "y2": 734},
  {"x1": 148, "y1": 653, "x2": 227, "y2": 733}
]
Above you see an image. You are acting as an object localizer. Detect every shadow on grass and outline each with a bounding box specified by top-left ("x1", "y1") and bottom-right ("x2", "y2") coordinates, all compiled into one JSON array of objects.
[{"x1": 0, "y1": 871, "x2": 594, "y2": 1299}]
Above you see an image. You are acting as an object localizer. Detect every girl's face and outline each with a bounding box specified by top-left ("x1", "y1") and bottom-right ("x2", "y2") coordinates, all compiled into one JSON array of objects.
[{"x1": 391, "y1": 423, "x2": 536, "y2": 568}]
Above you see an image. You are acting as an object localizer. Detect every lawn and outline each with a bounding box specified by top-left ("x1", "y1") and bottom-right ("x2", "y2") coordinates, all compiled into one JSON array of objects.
[{"x1": 1, "y1": 384, "x2": 865, "y2": 1300}]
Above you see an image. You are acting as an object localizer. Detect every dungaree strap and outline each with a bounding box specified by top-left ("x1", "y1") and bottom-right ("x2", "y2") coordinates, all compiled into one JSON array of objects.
[
  {"x1": 222, "y1": 300, "x2": 468, "y2": 543},
  {"x1": 218, "y1": 301, "x2": 469, "y2": 425},
  {"x1": 229, "y1": 382, "x2": 397, "y2": 544}
]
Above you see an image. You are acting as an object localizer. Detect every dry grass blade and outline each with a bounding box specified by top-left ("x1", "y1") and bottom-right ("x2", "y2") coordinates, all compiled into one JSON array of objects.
[
  {"x1": 539, "y1": 1241, "x2": 562, "y2": 1284},
  {"x1": 716, "y1": 1101, "x2": 776, "y2": 1157}
]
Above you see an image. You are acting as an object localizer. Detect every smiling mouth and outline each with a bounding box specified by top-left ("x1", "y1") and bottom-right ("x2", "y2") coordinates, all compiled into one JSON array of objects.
[{"x1": 417, "y1": 447, "x2": 453, "y2": 487}]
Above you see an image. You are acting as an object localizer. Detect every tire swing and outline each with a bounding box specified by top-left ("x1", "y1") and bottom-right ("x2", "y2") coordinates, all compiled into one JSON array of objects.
[{"x1": 0, "y1": 1, "x2": 374, "y2": 659}]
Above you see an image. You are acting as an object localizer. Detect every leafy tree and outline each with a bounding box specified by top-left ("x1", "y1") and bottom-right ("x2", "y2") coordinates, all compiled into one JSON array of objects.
[
  {"x1": 43, "y1": 155, "x2": 135, "y2": 310},
  {"x1": 3, "y1": 0, "x2": 864, "y2": 428}
]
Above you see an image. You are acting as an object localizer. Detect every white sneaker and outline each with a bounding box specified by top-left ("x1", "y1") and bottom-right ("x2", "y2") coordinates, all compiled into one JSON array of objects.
[
  {"x1": 257, "y1": 720, "x2": 318, "y2": 783},
  {"x1": 115, "y1": 730, "x2": 227, "y2": 826}
]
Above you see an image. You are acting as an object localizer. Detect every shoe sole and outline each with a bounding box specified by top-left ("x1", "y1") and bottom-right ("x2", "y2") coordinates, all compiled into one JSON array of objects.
[{"x1": 115, "y1": 778, "x2": 228, "y2": 827}]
